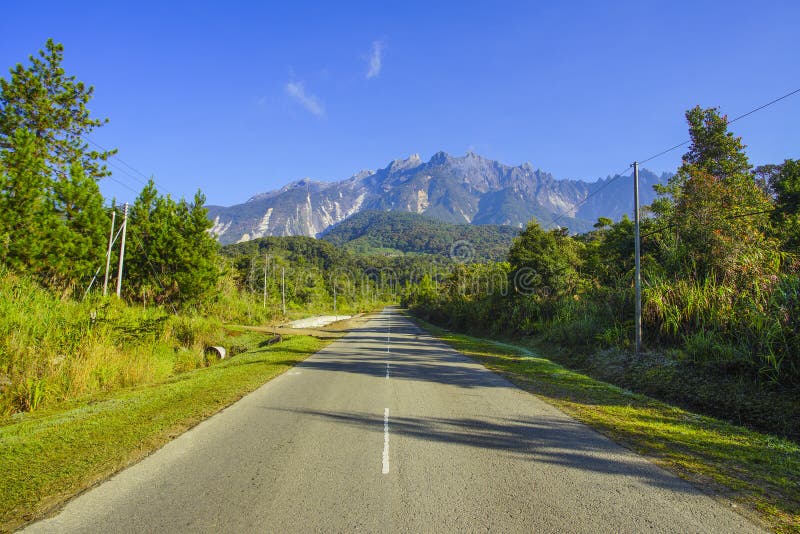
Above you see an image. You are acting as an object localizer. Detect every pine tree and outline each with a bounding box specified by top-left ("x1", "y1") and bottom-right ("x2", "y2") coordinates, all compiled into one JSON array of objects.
[
  {"x1": 126, "y1": 181, "x2": 219, "y2": 306},
  {"x1": 0, "y1": 39, "x2": 114, "y2": 181},
  {"x1": 47, "y1": 160, "x2": 110, "y2": 287},
  {"x1": 0, "y1": 129, "x2": 55, "y2": 273},
  {"x1": 176, "y1": 191, "x2": 219, "y2": 302},
  {"x1": 0, "y1": 40, "x2": 114, "y2": 291}
]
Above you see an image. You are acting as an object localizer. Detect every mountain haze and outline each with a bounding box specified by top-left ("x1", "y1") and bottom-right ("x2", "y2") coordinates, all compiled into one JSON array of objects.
[{"x1": 206, "y1": 151, "x2": 669, "y2": 244}]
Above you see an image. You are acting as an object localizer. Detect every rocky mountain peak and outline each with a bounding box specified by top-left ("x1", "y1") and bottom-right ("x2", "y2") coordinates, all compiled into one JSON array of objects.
[
  {"x1": 428, "y1": 151, "x2": 453, "y2": 166},
  {"x1": 387, "y1": 153, "x2": 423, "y2": 173},
  {"x1": 206, "y1": 150, "x2": 670, "y2": 244}
]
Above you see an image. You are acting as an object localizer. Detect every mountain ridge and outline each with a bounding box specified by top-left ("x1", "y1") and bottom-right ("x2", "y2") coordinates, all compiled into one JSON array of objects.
[{"x1": 207, "y1": 151, "x2": 670, "y2": 244}]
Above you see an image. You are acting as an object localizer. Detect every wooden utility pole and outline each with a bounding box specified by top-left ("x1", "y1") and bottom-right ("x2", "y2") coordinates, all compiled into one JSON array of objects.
[
  {"x1": 264, "y1": 253, "x2": 269, "y2": 308},
  {"x1": 281, "y1": 266, "x2": 286, "y2": 316},
  {"x1": 103, "y1": 210, "x2": 116, "y2": 296},
  {"x1": 633, "y1": 162, "x2": 642, "y2": 355},
  {"x1": 115, "y1": 203, "x2": 128, "y2": 298}
]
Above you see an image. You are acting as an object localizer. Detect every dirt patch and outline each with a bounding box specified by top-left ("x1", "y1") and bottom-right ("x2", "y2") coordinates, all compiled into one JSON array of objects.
[{"x1": 231, "y1": 312, "x2": 378, "y2": 339}]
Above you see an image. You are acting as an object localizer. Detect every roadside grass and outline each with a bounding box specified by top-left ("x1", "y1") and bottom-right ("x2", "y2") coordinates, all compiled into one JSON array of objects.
[
  {"x1": 412, "y1": 318, "x2": 800, "y2": 534},
  {"x1": 0, "y1": 333, "x2": 330, "y2": 532}
]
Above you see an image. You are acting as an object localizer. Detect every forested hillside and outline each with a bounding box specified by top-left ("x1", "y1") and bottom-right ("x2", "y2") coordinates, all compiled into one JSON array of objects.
[{"x1": 319, "y1": 210, "x2": 518, "y2": 260}]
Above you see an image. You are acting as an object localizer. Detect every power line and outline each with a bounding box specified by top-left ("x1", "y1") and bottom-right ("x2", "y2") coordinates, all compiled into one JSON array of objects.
[
  {"x1": 640, "y1": 208, "x2": 777, "y2": 240},
  {"x1": 82, "y1": 134, "x2": 171, "y2": 194},
  {"x1": 547, "y1": 165, "x2": 631, "y2": 228},
  {"x1": 83, "y1": 136, "x2": 148, "y2": 182},
  {"x1": 104, "y1": 167, "x2": 143, "y2": 194},
  {"x1": 638, "y1": 140, "x2": 691, "y2": 166},
  {"x1": 639, "y1": 87, "x2": 800, "y2": 165},
  {"x1": 547, "y1": 86, "x2": 800, "y2": 230},
  {"x1": 728, "y1": 88, "x2": 800, "y2": 125}
]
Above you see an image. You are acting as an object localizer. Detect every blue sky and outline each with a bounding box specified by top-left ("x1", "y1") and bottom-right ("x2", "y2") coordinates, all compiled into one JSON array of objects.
[{"x1": 1, "y1": 1, "x2": 798, "y2": 205}]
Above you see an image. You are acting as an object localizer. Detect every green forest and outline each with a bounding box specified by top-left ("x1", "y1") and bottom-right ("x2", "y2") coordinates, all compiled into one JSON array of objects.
[{"x1": 403, "y1": 107, "x2": 800, "y2": 438}]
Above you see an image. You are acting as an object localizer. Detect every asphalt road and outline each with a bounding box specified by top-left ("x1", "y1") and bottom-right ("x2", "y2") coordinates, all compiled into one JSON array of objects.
[{"x1": 25, "y1": 308, "x2": 762, "y2": 533}]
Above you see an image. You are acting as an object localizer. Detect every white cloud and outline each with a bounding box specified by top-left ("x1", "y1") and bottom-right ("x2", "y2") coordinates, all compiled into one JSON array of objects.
[
  {"x1": 366, "y1": 40, "x2": 384, "y2": 79},
  {"x1": 285, "y1": 81, "x2": 324, "y2": 116}
]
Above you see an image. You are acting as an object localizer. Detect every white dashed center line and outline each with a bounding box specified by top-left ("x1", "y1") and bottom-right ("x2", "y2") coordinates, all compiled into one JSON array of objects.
[{"x1": 382, "y1": 408, "x2": 390, "y2": 474}]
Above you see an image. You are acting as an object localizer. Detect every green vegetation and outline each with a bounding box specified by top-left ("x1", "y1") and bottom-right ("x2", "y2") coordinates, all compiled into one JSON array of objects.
[
  {"x1": 0, "y1": 269, "x2": 224, "y2": 415},
  {"x1": 320, "y1": 210, "x2": 518, "y2": 260},
  {"x1": 0, "y1": 333, "x2": 330, "y2": 532},
  {"x1": 404, "y1": 106, "x2": 800, "y2": 440},
  {"x1": 0, "y1": 40, "x2": 220, "y2": 304},
  {"x1": 124, "y1": 181, "x2": 220, "y2": 306},
  {"x1": 413, "y1": 319, "x2": 799, "y2": 533},
  {"x1": 220, "y1": 235, "x2": 436, "y2": 316},
  {"x1": 0, "y1": 41, "x2": 345, "y2": 420}
]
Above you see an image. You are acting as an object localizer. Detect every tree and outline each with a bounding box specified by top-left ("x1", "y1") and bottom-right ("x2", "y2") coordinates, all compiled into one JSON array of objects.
[
  {"x1": 582, "y1": 215, "x2": 635, "y2": 286},
  {"x1": 0, "y1": 41, "x2": 114, "y2": 291},
  {"x1": 0, "y1": 39, "x2": 114, "y2": 182},
  {"x1": 768, "y1": 159, "x2": 800, "y2": 253},
  {"x1": 507, "y1": 221, "x2": 582, "y2": 297},
  {"x1": 126, "y1": 181, "x2": 220, "y2": 306},
  {"x1": 651, "y1": 107, "x2": 778, "y2": 284},
  {"x1": 173, "y1": 191, "x2": 220, "y2": 302},
  {"x1": 652, "y1": 106, "x2": 755, "y2": 218},
  {"x1": 682, "y1": 106, "x2": 751, "y2": 180},
  {"x1": 46, "y1": 160, "x2": 110, "y2": 286},
  {"x1": 0, "y1": 129, "x2": 55, "y2": 273}
]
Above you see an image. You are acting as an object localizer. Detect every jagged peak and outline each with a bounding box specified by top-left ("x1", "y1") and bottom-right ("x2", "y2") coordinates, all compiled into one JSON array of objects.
[
  {"x1": 246, "y1": 178, "x2": 330, "y2": 203},
  {"x1": 428, "y1": 150, "x2": 453, "y2": 165},
  {"x1": 386, "y1": 153, "x2": 423, "y2": 172}
]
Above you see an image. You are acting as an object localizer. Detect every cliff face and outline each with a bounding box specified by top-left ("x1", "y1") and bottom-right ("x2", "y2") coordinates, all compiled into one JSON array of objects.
[{"x1": 206, "y1": 151, "x2": 668, "y2": 244}]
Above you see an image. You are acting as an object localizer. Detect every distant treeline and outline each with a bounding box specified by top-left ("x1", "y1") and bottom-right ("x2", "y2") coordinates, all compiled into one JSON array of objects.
[{"x1": 221, "y1": 235, "x2": 449, "y2": 313}]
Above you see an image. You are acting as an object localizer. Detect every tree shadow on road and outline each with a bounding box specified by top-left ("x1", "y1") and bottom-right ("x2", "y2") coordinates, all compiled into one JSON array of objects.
[{"x1": 265, "y1": 406, "x2": 703, "y2": 495}]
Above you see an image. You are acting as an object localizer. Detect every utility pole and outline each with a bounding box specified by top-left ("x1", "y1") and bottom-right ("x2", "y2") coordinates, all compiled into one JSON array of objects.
[
  {"x1": 264, "y1": 253, "x2": 269, "y2": 308},
  {"x1": 115, "y1": 203, "x2": 128, "y2": 298},
  {"x1": 281, "y1": 266, "x2": 286, "y2": 316},
  {"x1": 333, "y1": 283, "x2": 337, "y2": 313},
  {"x1": 633, "y1": 162, "x2": 642, "y2": 355},
  {"x1": 103, "y1": 210, "x2": 116, "y2": 296}
]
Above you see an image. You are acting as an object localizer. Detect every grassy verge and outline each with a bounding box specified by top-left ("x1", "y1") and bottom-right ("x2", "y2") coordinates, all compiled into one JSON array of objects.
[
  {"x1": 411, "y1": 317, "x2": 800, "y2": 534},
  {"x1": 0, "y1": 333, "x2": 331, "y2": 532}
]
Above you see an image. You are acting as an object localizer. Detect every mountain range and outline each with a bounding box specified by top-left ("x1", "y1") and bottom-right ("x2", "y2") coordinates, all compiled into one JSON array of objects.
[{"x1": 206, "y1": 151, "x2": 670, "y2": 245}]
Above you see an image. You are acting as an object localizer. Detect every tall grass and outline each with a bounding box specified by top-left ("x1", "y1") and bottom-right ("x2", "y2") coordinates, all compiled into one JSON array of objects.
[
  {"x1": 644, "y1": 273, "x2": 800, "y2": 383},
  {"x1": 0, "y1": 271, "x2": 225, "y2": 415}
]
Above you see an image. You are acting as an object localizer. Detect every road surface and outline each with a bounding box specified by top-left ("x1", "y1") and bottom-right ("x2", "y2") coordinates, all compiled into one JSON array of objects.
[{"x1": 25, "y1": 308, "x2": 761, "y2": 533}]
